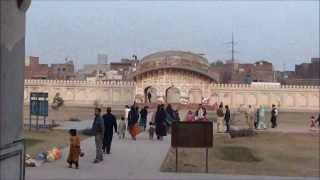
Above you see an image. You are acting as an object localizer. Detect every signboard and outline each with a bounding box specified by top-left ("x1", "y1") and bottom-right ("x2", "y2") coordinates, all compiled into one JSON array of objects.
[
  {"x1": 171, "y1": 121, "x2": 213, "y2": 148},
  {"x1": 30, "y1": 92, "x2": 48, "y2": 116}
]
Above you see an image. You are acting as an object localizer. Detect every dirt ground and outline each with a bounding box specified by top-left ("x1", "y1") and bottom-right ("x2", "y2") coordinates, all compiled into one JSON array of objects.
[
  {"x1": 161, "y1": 131, "x2": 320, "y2": 177},
  {"x1": 160, "y1": 109, "x2": 319, "y2": 177},
  {"x1": 24, "y1": 129, "x2": 90, "y2": 157}
]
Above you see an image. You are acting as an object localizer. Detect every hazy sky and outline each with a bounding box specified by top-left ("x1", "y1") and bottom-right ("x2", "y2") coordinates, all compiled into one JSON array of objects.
[{"x1": 26, "y1": 1, "x2": 319, "y2": 70}]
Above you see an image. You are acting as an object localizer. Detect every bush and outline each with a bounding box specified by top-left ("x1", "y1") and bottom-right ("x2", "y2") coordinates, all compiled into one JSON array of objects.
[
  {"x1": 69, "y1": 118, "x2": 81, "y2": 122},
  {"x1": 229, "y1": 128, "x2": 256, "y2": 138}
]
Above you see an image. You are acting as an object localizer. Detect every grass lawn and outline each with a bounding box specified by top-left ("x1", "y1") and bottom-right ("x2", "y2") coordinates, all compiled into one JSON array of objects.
[
  {"x1": 161, "y1": 132, "x2": 320, "y2": 177},
  {"x1": 24, "y1": 129, "x2": 91, "y2": 157}
]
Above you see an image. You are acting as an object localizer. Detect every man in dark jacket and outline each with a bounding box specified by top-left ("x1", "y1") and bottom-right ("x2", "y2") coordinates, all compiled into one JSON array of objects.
[
  {"x1": 140, "y1": 106, "x2": 148, "y2": 131},
  {"x1": 102, "y1": 107, "x2": 117, "y2": 154},
  {"x1": 224, "y1": 105, "x2": 231, "y2": 132},
  {"x1": 91, "y1": 108, "x2": 104, "y2": 163},
  {"x1": 271, "y1": 104, "x2": 278, "y2": 128}
]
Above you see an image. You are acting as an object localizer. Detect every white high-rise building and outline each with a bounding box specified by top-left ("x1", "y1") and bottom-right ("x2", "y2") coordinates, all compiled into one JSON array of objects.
[{"x1": 97, "y1": 54, "x2": 108, "y2": 64}]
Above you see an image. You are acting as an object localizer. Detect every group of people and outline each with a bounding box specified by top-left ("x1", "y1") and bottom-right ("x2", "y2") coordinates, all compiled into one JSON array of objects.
[
  {"x1": 244, "y1": 104, "x2": 278, "y2": 130},
  {"x1": 66, "y1": 107, "x2": 118, "y2": 168},
  {"x1": 214, "y1": 103, "x2": 279, "y2": 133},
  {"x1": 185, "y1": 104, "x2": 208, "y2": 122},
  {"x1": 90, "y1": 107, "x2": 118, "y2": 164}
]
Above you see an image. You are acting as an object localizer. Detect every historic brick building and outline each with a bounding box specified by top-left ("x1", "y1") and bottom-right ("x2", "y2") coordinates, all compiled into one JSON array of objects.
[
  {"x1": 24, "y1": 56, "x2": 75, "y2": 80},
  {"x1": 295, "y1": 58, "x2": 319, "y2": 79},
  {"x1": 25, "y1": 56, "x2": 51, "y2": 79},
  {"x1": 50, "y1": 61, "x2": 75, "y2": 80},
  {"x1": 210, "y1": 60, "x2": 275, "y2": 84}
]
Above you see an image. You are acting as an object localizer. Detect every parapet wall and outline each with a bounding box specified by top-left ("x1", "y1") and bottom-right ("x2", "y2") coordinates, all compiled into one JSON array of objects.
[
  {"x1": 24, "y1": 79, "x2": 136, "y2": 106},
  {"x1": 209, "y1": 83, "x2": 320, "y2": 112},
  {"x1": 24, "y1": 80, "x2": 320, "y2": 111}
]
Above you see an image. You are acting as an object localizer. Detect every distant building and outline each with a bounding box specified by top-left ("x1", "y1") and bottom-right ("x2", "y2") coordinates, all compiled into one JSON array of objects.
[
  {"x1": 210, "y1": 60, "x2": 275, "y2": 84},
  {"x1": 97, "y1": 54, "x2": 108, "y2": 65},
  {"x1": 278, "y1": 57, "x2": 320, "y2": 85},
  {"x1": 295, "y1": 58, "x2": 319, "y2": 79},
  {"x1": 25, "y1": 56, "x2": 51, "y2": 79},
  {"x1": 50, "y1": 60, "x2": 75, "y2": 80},
  {"x1": 24, "y1": 56, "x2": 75, "y2": 80},
  {"x1": 110, "y1": 58, "x2": 139, "y2": 80}
]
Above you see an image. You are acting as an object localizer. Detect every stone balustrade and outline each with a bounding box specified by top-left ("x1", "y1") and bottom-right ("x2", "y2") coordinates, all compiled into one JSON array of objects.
[
  {"x1": 24, "y1": 79, "x2": 136, "y2": 87},
  {"x1": 24, "y1": 79, "x2": 320, "y2": 111}
]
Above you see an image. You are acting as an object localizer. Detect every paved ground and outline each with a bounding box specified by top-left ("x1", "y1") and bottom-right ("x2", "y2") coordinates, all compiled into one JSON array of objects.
[
  {"x1": 26, "y1": 110, "x2": 319, "y2": 180},
  {"x1": 26, "y1": 132, "x2": 318, "y2": 180}
]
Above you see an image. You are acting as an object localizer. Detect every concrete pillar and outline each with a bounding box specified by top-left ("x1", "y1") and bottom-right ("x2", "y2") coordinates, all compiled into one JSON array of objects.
[{"x1": 0, "y1": 0, "x2": 30, "y2": 180}]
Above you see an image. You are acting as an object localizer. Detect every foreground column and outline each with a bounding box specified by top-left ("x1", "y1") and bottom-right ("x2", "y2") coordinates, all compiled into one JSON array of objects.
[{"x1": 0, "y1": 0, "x2": 30, "y2": 179}]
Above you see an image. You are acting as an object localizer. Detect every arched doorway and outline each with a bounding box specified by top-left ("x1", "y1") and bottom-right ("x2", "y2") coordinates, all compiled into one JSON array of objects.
[
  {"x1": 165, "y1": 86, "x2": 180, "y2": 104},
  {"x1": 189, "y1": 89, "x2": 202, "y2": 104},
  {"x1": 144, "y1": 86, "x2": 157, "y2": 103}
]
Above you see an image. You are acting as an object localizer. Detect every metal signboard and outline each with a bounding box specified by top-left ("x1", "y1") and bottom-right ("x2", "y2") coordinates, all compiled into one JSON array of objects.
[
  {"x1": 29, "y1": 92, "x2": 49, "y2": 130},
  {"x1": 171, "y1": 121, "x2": 213, "y2": 173},
  {"x1": 171, "y1": 121, "x2": 213, "y2": 148}
]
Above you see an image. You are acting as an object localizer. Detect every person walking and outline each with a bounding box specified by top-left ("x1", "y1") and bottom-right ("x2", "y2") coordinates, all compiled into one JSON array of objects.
[
  {"x1": 257, "y1": 105, "x2": 267, "y2": 130},
  {"x1": 124, "y1": 105, "x2": 130, "y2": 127},
  {"x1": 224, "y1": 105, "x2": 231, "y2": 132},
  {"x1": 216, "y1": 104, "x2": 225, "y2": 133},
  {"x1": 155, "y1": 104, "x2": 167, "y2": 140},
  {"x1": 102, "y1": 107, "x2": 117, "y2": 154},
  {"x1": 270, "y1": 104, "x2": 278, "y2": 128},
  {"x1": 91, "y1": 108, "x2": 104, "y2": 163},
  {"x1": 139, "y1": 106, "x2": 148, "y2": 131},
  {"x1": 147, "y1": 92, "x2": 152, "y2": 103},
  {"x1": 128, "y1": 104, "x2": 140, "y2": 140},
  {"x1": 165, "y1": 104, "x2": 175, "y2": 125},
  {"x1": 245, "y1": 105, "x2": 254, "y2": 129}
]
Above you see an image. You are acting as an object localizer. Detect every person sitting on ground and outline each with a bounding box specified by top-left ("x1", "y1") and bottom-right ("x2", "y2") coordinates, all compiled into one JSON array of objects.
[
  {"x1": 67, "y1": 129, "x2": 81, "y2": 169},
  {"x1": 309, "y1": 116, "x2": 317, "y2": 130},
  {"x1": 149, "y1": 121, "x2": 155, "y2": 140},
  {"x1": 118, "y1": 117, "x2": 126, "y2": 139},
  {"x1": 185, "y1": 110, "x2": 194, "y2": 122}
]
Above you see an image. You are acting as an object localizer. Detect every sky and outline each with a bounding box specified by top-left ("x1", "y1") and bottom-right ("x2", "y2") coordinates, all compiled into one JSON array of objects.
[{"x1": 26, "y1": 0, "x2": 319, "y2": 71}]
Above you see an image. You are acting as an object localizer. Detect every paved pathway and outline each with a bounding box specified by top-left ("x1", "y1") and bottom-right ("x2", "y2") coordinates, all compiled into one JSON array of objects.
[{"x1": 26, "y1": 133, "x2": 317, "y2": 180}]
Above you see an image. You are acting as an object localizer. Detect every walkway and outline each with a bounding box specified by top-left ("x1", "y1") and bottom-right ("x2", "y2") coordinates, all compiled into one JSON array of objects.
[{"x1": 26, "y1": 132, "x2": 317, "y2": 180}]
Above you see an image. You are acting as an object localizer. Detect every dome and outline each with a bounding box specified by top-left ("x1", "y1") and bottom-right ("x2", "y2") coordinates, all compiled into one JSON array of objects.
[
  {"x1": 141, "y1": 50, "x2": 209, "y2": 67},
  {"x1": 132, "y1": 50, "x2": 219, "y2": 82}
]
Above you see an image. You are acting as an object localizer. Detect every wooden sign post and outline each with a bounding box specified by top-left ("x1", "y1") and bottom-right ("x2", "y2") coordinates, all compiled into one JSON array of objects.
[{"x1": 171, "y1": 121, "x2": 213, "y2": 173}]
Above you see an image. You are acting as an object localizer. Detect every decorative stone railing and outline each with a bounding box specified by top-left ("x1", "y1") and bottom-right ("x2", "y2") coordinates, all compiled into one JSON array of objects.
[
  {"x1": 24, "y1": 79, "x2": 136, "y2": 87},
  {"x1": 212, "y1": 83, "x2": 320, "y2": 90}
]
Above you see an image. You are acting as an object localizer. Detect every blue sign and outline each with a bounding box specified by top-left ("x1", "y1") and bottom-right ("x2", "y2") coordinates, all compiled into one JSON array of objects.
[{"x1": 30, "y1": 92, "x2": 48, "y2": 117}]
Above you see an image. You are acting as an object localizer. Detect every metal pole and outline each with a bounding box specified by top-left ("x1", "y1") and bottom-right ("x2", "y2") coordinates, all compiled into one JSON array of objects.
[
  {"x1": 29, "y1": 96, "x2": 31, "y2": 130},
  {"x1": 36, "y1": 97, "x2": 39, "y2": 130},
  {"x1": 205, "y1": 148, "x2": 208, "y2": 173},
  {"x1": 176, "y1": 148, "x2": 178, "y2": 172}
]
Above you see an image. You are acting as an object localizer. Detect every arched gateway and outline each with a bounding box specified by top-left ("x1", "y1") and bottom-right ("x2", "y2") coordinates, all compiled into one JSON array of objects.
[{"x1": 132, "y1": 50, "x2": 219, "y2": 104}]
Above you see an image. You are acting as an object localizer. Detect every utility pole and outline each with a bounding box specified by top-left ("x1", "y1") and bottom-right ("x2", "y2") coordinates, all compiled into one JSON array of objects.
[{"x1": 231, "y1": 32, "x2": 235, "y2": 64}]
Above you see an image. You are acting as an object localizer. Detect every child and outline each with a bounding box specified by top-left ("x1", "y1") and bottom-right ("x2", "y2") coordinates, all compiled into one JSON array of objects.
[
  {"x1": 185, "y1": 110, "x2": 194, "y2": 122},
  {"x1": 118, "y1": 117, "x2": 126, "y2": 139},
  {"x1": 149, "y1": 122, "x2": 155, "y2": 140},
  {"x1": 67, "y1": 129, "x2": 81, "y2": 169}
]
